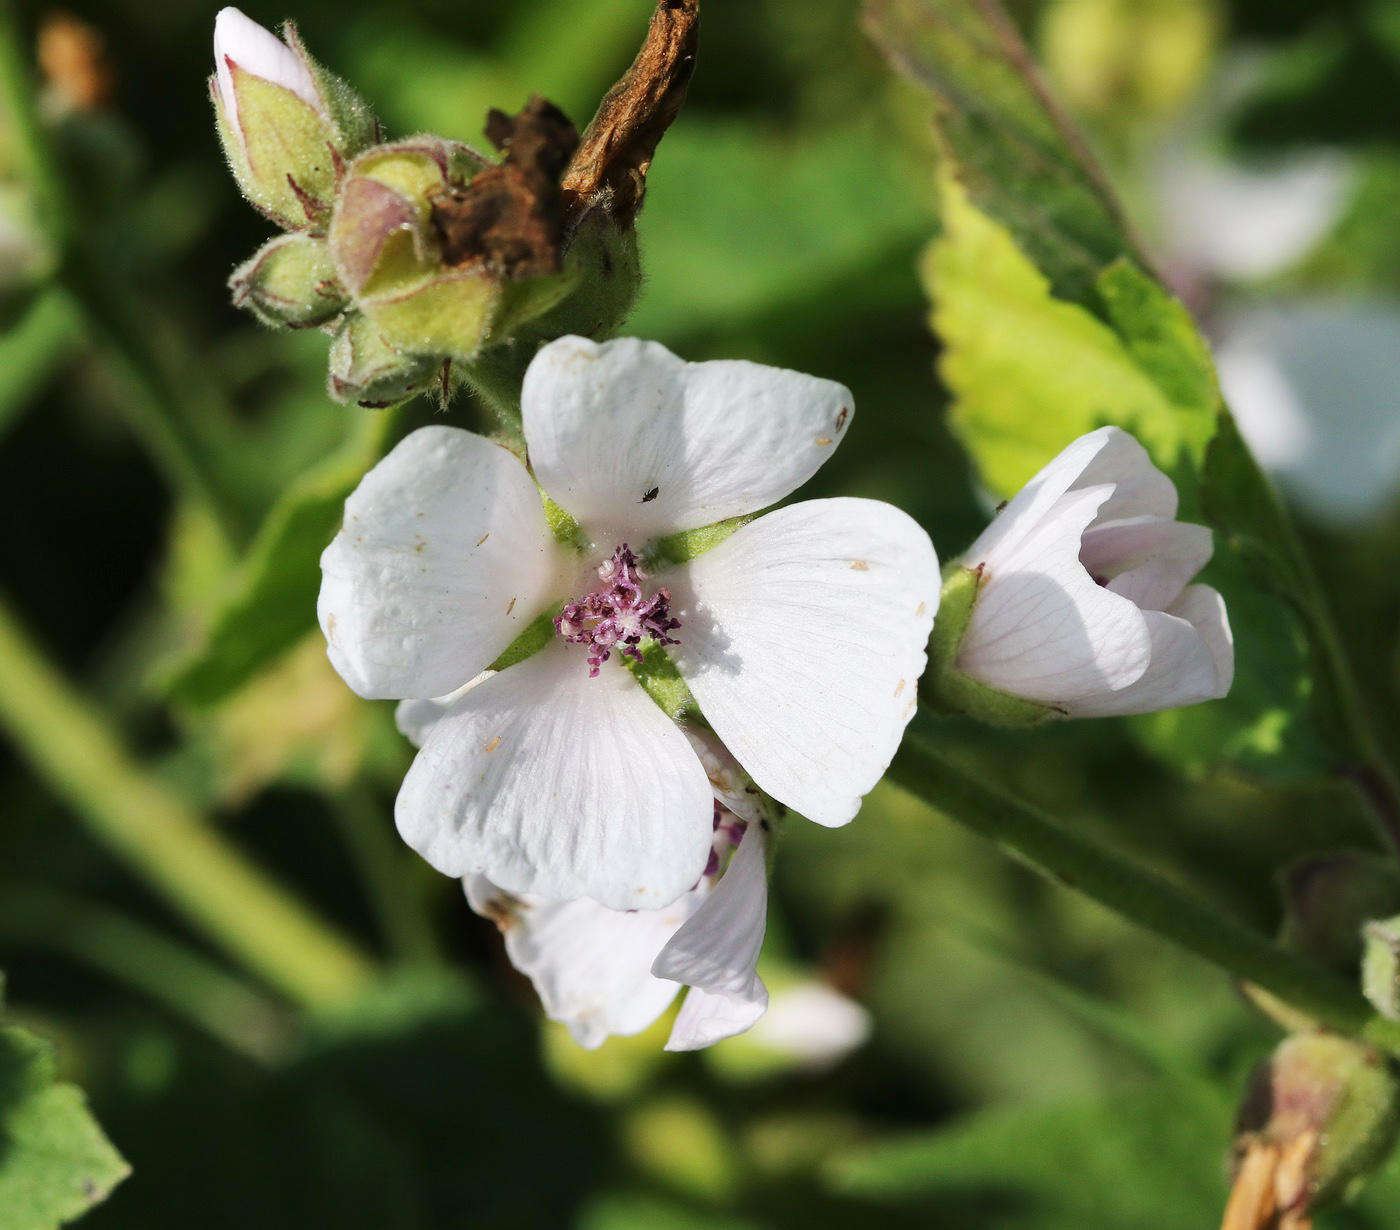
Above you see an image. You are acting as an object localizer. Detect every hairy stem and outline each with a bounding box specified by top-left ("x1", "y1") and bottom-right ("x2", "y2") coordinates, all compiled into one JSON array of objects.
[
  {"x1": 889, "y1": 733, "x2": 1400, "y2": 1050},
  {"x1": 0, "y1": 596, "x2": 377, "y2": 1012}
]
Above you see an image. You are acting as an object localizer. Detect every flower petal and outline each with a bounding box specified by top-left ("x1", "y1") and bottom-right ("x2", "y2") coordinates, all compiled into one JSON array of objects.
[
  {"x1": 655, "y1": 822, "x2": 770, "y2": 1051},
  {"x1": 319, "y1": 426, "x2": 564, "y2": 700},
  {"x1": 465, "y1": 875, "x2": 702, "y2": 1048},
  {"x1": 396, "y1": 642, "x2": 713, "y2": 909},
  {"x1": 958, "y1": 486, "x2": 1153, "y2": 703},
  {"x1": 1080, "y1": 516, "x2": 1214, "y2": 611},
  {"x1": 746, "y1": 983, "x2": 872, "y2": 1070},
  {"x1": 214, "y1": 8, "x2": 319, "y2": 119},
  {"x1": 1064, "y1": 584, "x2": 1234, "y2": 717},
  {"x1": 967, "y1": 426, "x2": 1178, "y2": 571},
  {"x1": 395, "y1": 673, "x2": 493, "y2": 747},
  {"x1": 665, "y1": 499, "x2": 939, "y2": 828},
  {"x1": 522, "y1": 336, "x2": 853, "y2": 542}
]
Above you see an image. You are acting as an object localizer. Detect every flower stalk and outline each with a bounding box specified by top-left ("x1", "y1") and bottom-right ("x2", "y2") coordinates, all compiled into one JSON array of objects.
[
  {"x1": 0, "y1": 594, "x2": 377, "y2": 1012},
  {"x1": 888, "y1": 731, "x2": 1400, "y2": 1053}
]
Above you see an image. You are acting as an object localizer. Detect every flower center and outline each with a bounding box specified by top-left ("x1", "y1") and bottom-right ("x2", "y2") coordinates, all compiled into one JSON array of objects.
[{"x1": 554, "y1": 544, "x2": 681, "y2": 677}]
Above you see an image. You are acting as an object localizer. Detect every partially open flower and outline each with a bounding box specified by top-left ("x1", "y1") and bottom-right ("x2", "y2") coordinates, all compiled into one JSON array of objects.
[
  {"x1": 319, "y1": 335, "x2": 939, "y2": 911},
  {"x1": 211, "y1": 7, "x2": 378, "y2": 230},
  {"x1": 930, "y1": 426, "x2": 1232, "y2": 723}
]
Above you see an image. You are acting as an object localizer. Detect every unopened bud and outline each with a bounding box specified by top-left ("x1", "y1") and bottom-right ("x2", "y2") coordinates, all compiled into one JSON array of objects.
[
  {"x1": 229, "y1": 232, "x2": 346, "y2": 328},
  {"x1": 211, "y1": 7, "x2": 378, "y2": 230},
  {"x1": 1225, "y1": 1031, "x2": 1400, "y2": 1226},
  {"x1": 327, "y1": 312, "x2": 442, "y2": 408}
]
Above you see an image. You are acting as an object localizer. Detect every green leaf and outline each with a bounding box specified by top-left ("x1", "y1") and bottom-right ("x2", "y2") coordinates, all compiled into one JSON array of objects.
[
  {"x1": 0, "y1": 1008, "x2": 129, "y2": 1226},
  {"x1": 863, "y1": 0, "x2": 1143, "y2": 312},
  {"x1": 828, "y1": 1084, "x2": 1227, "y2": 1229},
  {"x1": 164, "y1": 410, "x2": 397, "y2": 708}
]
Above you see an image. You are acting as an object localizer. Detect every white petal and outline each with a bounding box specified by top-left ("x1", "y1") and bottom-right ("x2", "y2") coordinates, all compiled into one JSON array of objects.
[
  {"x1": 396, "y1": 642, "x2": 713, "y2": 909},
  {"x1": 319, "y1": 426, "x2": 564, "y2": 700},
  {"x1": 665, "y1": 499, "x2": 939, "y2": 828},
  {"x1": 746, "y1": 983, "x2": 872, "y2": 1069},
  {"x1": 214, "y1": 8, "x2": 319, "y2": 121},
  {"x1": 957, "y1": 486, "x2": 1153, "y2": 704},
  {"x1": 1064, "y1": 584, "x2": 1234, "y2": 717},
  {"x1": 682, "y1": 726, "x2": 764, "y2": 825},
  {"x1": 522, "y1": 336, "x2": 853, "y2": 542},
  {"x1": 465, "y1": 875, "x2": 703, "y2": 1048},
  {"x1": 656, "y1": 822, "x2": 770, "y2": 1051},
  {"x1": 967, "y1": 426, "x2": 1177, "y2": 572},
  {"x1": 1080, "y1": 516, "x2": 1213, "y2": 611},
  {"x1": 395, "y1": 672, "x2": 494, "y2": 748}
]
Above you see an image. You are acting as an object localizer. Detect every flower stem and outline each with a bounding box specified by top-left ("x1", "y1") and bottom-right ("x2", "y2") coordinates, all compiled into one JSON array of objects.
[
  {"x1": 0, "y1": 887, "x2": 292, "y2": 1064},
  {"x1": 0, "y1": 0, "x2": 252, "y2": 550},
  {"x1": 0, "y1": 595, "x2": 377, "y2": 1013},
  {"x1": 888, "y1": 732, "x2": 1400, "y2": 1049}
]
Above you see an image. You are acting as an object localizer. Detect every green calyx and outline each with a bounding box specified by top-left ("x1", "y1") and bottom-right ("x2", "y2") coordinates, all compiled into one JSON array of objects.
[
  {"x1": 326, "y1": 312, "x2": 442, "y2": 408},
  {"x1": 1234, "y1": 1031, "x2": 1400, "y2": 1209},
  {"x1": 229, "y1": 232, "x2": 347, "y2": 328},
  {"x1": 487, "y1": 611, "x2": 556, "y2": 674},
  {"x1": 646, "y1": 516, "x2": 750, "y2": 569},
  {"x1": 625, "y1": 642, "x2": 693, "y2": 721},
  {"x1": 924, "y1": 563, "x2": 1059, "y2": 727}
]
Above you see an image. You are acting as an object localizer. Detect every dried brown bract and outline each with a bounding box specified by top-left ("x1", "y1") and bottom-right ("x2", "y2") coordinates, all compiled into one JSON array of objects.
[
  {"x1": 563, "y1": 0, "x2": 700, "y2": 221},
  {"x1": 429, "y1": 96, "x2": 580, "y2": 279}
]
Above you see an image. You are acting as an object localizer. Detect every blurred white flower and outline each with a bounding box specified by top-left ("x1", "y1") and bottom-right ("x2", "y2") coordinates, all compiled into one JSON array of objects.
[
  {"x1": 744, "y1": 982, "x2": 871, "y2": 1071},
  {"x1": 321, "y1": 335, "x2": 939, "y2": 911},
  {"x1": 1156, "y1": 146, "x2": 1351, "y2": 283},
  {"x1": 954, "y1": 426, "x2": 1233, "y2": 717},
  {"x1": 1215, "y1": 301, "x2": 1400, "y2": 525}
]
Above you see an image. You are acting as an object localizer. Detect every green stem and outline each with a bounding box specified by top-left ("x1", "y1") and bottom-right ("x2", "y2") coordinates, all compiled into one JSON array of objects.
[
  {"x1": 0, "y1": 1, "x2": 251, "y2": 550},
  {"x1": 0, "y1": 595, "x2": 377, "y2": 1013},
  {"x1": 888, "y1": 733, "x2": 1400, "y2": 1050},
  {"x1": 331, "y1": 783, "x2": 445, "y2": 968},
  {"x1": 0, "y1": 888, "x2": 292, "y2": 1064}
]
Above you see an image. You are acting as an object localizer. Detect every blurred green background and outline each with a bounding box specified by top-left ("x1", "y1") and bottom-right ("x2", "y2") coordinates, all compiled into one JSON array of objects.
[{"x1": 6, "y1": 0, "x2": 1400, "y2": 1224}]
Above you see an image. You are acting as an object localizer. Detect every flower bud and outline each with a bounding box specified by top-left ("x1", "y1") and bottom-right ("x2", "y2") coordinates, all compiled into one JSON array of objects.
[
  {"x1": 211, "y1": 7, "x2": 378, "y2": 230},
  {"x1": 928, "y1": 426, "x2": 1233, "y2": 723},
  {"x1": 326, "y1": 109, "x2": 581, "y2": 368},
  {"x1": 1226, "y1": 1031, "x2": 1400, "y2": 1224},
  {"x1": 326, "y1": 312, "x2": 442, "y2": 408},
  {"x1": 229, "y1": 232, "x2": 346, "y2": 328},
  {"x1": 1363, "y1": 915, "x2": 1400, "y2": 1022}
]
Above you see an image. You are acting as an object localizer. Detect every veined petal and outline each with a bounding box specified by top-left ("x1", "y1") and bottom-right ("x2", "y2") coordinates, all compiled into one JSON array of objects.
[
  {"x1": 1064, "y1": 584, "x2": 1234, "y2": 717},
  {"x1": 655, "y1": 822, "x2": 770, "y2": 1051},
  {"x1": 319, "y1": 426, "x2": 564, "y2": 700},
  {"x1": 465, "y1": 876, "x2": 702, "y2": 1049},
  {"x1": 1080, "y1": 516, "x2": 1214, "y2": 611},
  {"x1": 396, "y1": 642, "x2": 714, "y2": 909},
  {"x1": 968, "y1": 426, "x2": 1178, "y2": 570},
  {"x1": 522, "y1": 336, "x2": 853, "y2": 542},
  {"x1": 958, "y1": 486, "x2": 1153, "y2": 703},
  {"x1": 665, "y1": 499, "x2": 939, "y2": 828},
  {"x1": 395, "y1": 673, "x2": 493, "y2": 748},
  {"x1": 214, "y1": 8, "x2": 319, "y2": 120}
]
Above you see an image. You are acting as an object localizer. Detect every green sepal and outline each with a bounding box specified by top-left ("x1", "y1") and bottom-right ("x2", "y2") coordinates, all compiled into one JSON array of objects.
[
  {"x1": 283, "y1": 21, "x2": 379, "y2": 157},
  {"x1": 541, "y1": 493, "x2": 588, "y2": 550},
  {"x1": 230, "y1": 232, "x2": 347, "y2": 328},
  {"x1": 647, "y1": 516, "x2": 751, "y2": 568},
  {"x1": 326, "y1": 311, "x2": 441, "y2": 408},
  {"x1": 924, "y1": 563, "x2": 1059, "y2": 727},
  {"x1": 360, "y1": 269, "x2": 499, "y2": 363},
  {"x1": 487, "y1": 610, "x2": 556, "y2": 673},
  {"x1": 625, "y1": 641, "x2": 693, "y2": 720}
]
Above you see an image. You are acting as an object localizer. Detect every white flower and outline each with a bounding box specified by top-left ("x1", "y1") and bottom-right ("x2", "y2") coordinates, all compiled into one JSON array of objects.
[
  {"x1": 744, "y1": 982, "x2": 871, "y2": 1071},
  {"x1": 953, "y1": 426, "x2": 1233, "y2": 718},
  {"x1": 319, "y1": 335, "x2": 939, "y2": 910},
  {"x1": 213, "y1": 8, "x2": 320, "y2": 128},
  {"x1": 1215, "y1": 300, "x2": 1400, "y2": 525}
]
